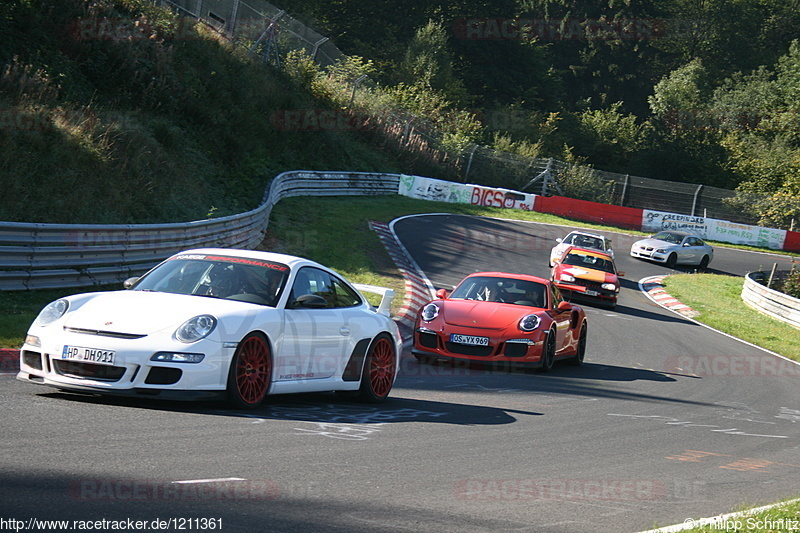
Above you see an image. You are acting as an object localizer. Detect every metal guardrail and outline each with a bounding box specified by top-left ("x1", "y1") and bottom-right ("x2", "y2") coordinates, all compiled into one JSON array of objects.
[
  {"x1": 0, "y1": 171, "x2": 401, "y2": 291},
  {"x1": 742, "y1": 272, "x2": 800, "y2": 330}
]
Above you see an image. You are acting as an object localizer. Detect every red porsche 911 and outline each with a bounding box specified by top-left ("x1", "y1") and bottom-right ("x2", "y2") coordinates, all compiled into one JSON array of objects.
[{"x1": 412, "y1": 272, "x2": 588, "y2": 371}]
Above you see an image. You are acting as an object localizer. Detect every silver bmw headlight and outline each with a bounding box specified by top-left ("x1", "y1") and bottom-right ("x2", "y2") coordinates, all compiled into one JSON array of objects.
[
  {"x1": 35, "y1": 299, "x2": 69, "y2": 326},
  {"x1": 176, "y1": 315, "x2": 217, "y2": 343},
  {"x1": 519, "y1": 314, "x2": 541, "y2": 332},
  {"x1": 420, "y1": 303, "x2": 440, "y2": 322}
]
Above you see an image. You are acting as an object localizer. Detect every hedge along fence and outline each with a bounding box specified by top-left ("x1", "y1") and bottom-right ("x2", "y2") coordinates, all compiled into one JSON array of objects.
[
  {"x1": 0, "y1": 171, "x2": 400, "y2": 291},
  {"x1": 742, "y1": 272, "x2": 800, "y2": 330}
]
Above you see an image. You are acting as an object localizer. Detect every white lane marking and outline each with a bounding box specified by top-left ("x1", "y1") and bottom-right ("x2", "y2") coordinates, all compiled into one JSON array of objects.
[{"x1": 171, "y1": 478, "x2": 246, "y2": 484}]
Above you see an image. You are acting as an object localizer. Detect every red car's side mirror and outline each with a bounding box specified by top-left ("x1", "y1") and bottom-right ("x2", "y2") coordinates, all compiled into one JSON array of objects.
[
  {"x1": 557, "y1": 300, "x2": 572, "y2": 311},
  {"x1": 436, "y1": 288, "x2": 448, "y2": 299}
]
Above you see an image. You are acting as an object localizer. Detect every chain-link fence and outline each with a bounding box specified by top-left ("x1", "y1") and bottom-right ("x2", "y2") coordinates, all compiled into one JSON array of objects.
[
  {"x1": 593, "y1": 170, "x2": 761, "y2": 225},
  {"x1": 157, "y1": 0, "x2": 796, "y2": 230},
  {"x1": 162, "y1": 0, "x2": 346, "y2": 67}
]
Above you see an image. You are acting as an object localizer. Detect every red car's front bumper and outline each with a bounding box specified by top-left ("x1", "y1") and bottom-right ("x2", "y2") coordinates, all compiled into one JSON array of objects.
[{"x1": 412, "y1": 326, "x2": 547, "y2": 365}]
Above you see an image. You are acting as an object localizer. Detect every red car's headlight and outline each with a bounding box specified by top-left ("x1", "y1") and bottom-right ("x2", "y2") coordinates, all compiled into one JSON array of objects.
[
  {"x1": 420, "y1": 303, "x2": 440, "y2": 322},
  {"x1": 519, "y1": 314, "x2": 541, "y2": 332}
]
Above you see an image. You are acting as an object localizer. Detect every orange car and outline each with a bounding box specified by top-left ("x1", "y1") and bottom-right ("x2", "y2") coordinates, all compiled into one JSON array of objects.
[{"x1": 551, "y1": 246, "x2": 622, "y2": 309}]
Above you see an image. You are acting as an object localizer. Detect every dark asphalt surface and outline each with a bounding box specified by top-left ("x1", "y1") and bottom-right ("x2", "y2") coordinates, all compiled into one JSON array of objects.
[{"x1": 2, "y1": 214, "x2": 798, "y2": 533}]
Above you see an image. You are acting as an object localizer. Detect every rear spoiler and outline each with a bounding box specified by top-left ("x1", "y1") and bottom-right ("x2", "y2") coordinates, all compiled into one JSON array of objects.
[{"x1": 353, "y1": 284, "x2": 395, "y2": 317}]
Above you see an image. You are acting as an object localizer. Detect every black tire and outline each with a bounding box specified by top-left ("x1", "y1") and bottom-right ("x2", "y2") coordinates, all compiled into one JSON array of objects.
[
  {"x1": 538, "y1": 329, "x2": 556, "y2": 372},
  {"x1": 699, "y1": 255, "x2": 710, "y2": 270},
  {"x1": 568, "y1": 321, "x2": 587, "y2": 366},
  {"x1": 666, "y1": 253, "x2": 678, "y2": 269},
  {"x1": 227, "y1": 332, "x2": 271, "y2": 409},
  {"x1": 358, "y1": 333, "x2": 397, "y2": 403}
]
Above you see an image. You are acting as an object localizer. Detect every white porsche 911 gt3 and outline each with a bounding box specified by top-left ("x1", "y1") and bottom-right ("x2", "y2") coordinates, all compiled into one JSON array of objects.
[{"x1": 17, "y1": 249, "x2": 402, "y2": 409}]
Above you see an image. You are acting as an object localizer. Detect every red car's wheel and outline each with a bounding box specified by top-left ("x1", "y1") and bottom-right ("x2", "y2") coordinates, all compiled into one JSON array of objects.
[
  {"x1": 227, "y1": 332, "x2": 271, "y2": 409},
  {"x1": 569, "y1": 321, "x2": 587, "y2": 366},
  {"x1": 539, "y1": 329, "x2": 556, "y2": 372},
  {"x1": 359, "y1": 334, "x2": 396, "y2": 402}
]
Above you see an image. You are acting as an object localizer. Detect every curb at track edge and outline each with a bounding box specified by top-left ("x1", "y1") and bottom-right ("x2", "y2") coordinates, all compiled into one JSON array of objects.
[{"x1": 638, "y1": 275, "x2": 799, "y2": 364}]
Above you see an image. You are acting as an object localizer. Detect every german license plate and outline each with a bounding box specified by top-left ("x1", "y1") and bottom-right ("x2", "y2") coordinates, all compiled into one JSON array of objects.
[
  {"x1": 62, "y1": 345, "x2": 116, "y2": 365},
  {"x1": 585, "y1": 290, "x2": 599, "y2": 296},
  {"x1": 450, "y1": 334, "x2": 489, "y2": 346}
]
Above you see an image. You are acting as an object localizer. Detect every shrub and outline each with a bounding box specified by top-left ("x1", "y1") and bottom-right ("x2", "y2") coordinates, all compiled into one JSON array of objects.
[{"x1": 781, "y1": 261, "x2": 800, "y2": 299}]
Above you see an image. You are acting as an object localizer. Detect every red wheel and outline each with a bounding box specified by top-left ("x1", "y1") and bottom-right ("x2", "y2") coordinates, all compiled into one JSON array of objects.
[
  {"x1": 359, "y1": 334, "x2": 396, "y2": 402},
  {"x1": 227, "y1": 333, "x2": 271, "y2": 409}
]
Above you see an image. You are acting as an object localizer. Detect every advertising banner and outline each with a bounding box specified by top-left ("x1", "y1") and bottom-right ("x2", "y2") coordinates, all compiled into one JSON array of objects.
[
  {"x1": 398, "y1": 175, "x2": 536, "y2": 211},
  {"x1": 642, "y1": 210, "x2": 787, "y2": 250}
]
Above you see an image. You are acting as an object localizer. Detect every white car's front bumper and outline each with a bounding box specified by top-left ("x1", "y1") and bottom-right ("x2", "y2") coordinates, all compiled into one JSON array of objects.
[{"x1": 17, "y1": 330, "x2": 233, "y2": 399}]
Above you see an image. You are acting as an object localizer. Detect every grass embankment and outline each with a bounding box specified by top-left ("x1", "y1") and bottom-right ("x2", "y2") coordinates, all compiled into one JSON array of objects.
[
  {"x1": 663, "y1": 274, "x2": 800, "y2": 361},
  {"x1": 0, "y1": 0, "x2": 402, "y2": 224}
]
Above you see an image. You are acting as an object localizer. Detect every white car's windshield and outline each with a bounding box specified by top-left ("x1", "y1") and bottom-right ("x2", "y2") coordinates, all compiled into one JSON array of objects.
[
  {"x1": 450, "y1": 276, "x2": 547, "y2": 307},
  {"x1": 566, "y1": 233, "x2": 604, "y2": 250},
  {"x1": 134, "y1": 254, "x2": 290, "y2": 306},
  {"x1": 652, "y1": 231, "x2": 682, "y2": 244}
]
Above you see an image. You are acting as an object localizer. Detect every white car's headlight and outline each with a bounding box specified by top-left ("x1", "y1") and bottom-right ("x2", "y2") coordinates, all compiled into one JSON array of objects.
[
  {"x1": 519, "y1": 314, "x2": 541, "y2": 332},
  {"x1": 151, "y1": 352, "x2": 205, "y2": 363},
  {"x1": 420, "y1": 303, "x2": 440, "y2": 322},
  {"x1": 176, "y1": 315, "x2": 217, "y2": 343},
  {"x1": 601, "y1": 283, "x2": 618, "y2": 291},
  {"x1": 36, "y1": 299, "x2": 69, "y2": 326},
  {"x1": 656, "y1": 248, "x2": 667, "y2": 254},
  {"x1": 559, "y1": 273, "x2": 575, "y2": 283}
]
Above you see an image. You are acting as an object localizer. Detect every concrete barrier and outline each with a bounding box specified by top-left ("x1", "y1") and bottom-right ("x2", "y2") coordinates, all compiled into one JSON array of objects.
[{"x1": 742, "y1": 272, "x2": 800, "y2": 330}]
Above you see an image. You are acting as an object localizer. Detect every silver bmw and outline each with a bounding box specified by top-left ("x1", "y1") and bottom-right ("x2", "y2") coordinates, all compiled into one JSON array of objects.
[{"x1": 630, "y1": 230, "x2": 713, "y2": 269}]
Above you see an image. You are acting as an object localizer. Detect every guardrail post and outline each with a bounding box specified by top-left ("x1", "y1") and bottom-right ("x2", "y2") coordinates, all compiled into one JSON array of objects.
[
  {"x1": 228, "y1": 0, "x2": 239, "y2": 38},
  {"x1": 768, "y1": 263, "x2": 778, "y2": 289},
  {"x1": 691, "y1": 184, "x2": 703, "y2": 217},
  {"x1": 311, "y1": 38, "x2": 329, "y2": 62},
  {"x1": 463, "y1": 144, "x2": 478, "y2": 183},
  {"x1": 620, "y1": 174, "x2": 629, "y2": 207},
  {"x1": 349, "y1": 74, "x2": 368, "y2": 108}
]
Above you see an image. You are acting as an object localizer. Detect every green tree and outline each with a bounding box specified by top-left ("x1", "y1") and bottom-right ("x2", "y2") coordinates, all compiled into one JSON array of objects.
[
  {"x1": 396, "y1": 20, "x2": 468, "y2": 107},
  {"x1": 648, "y1": 59, "x2": 711, "y2": 119}
]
